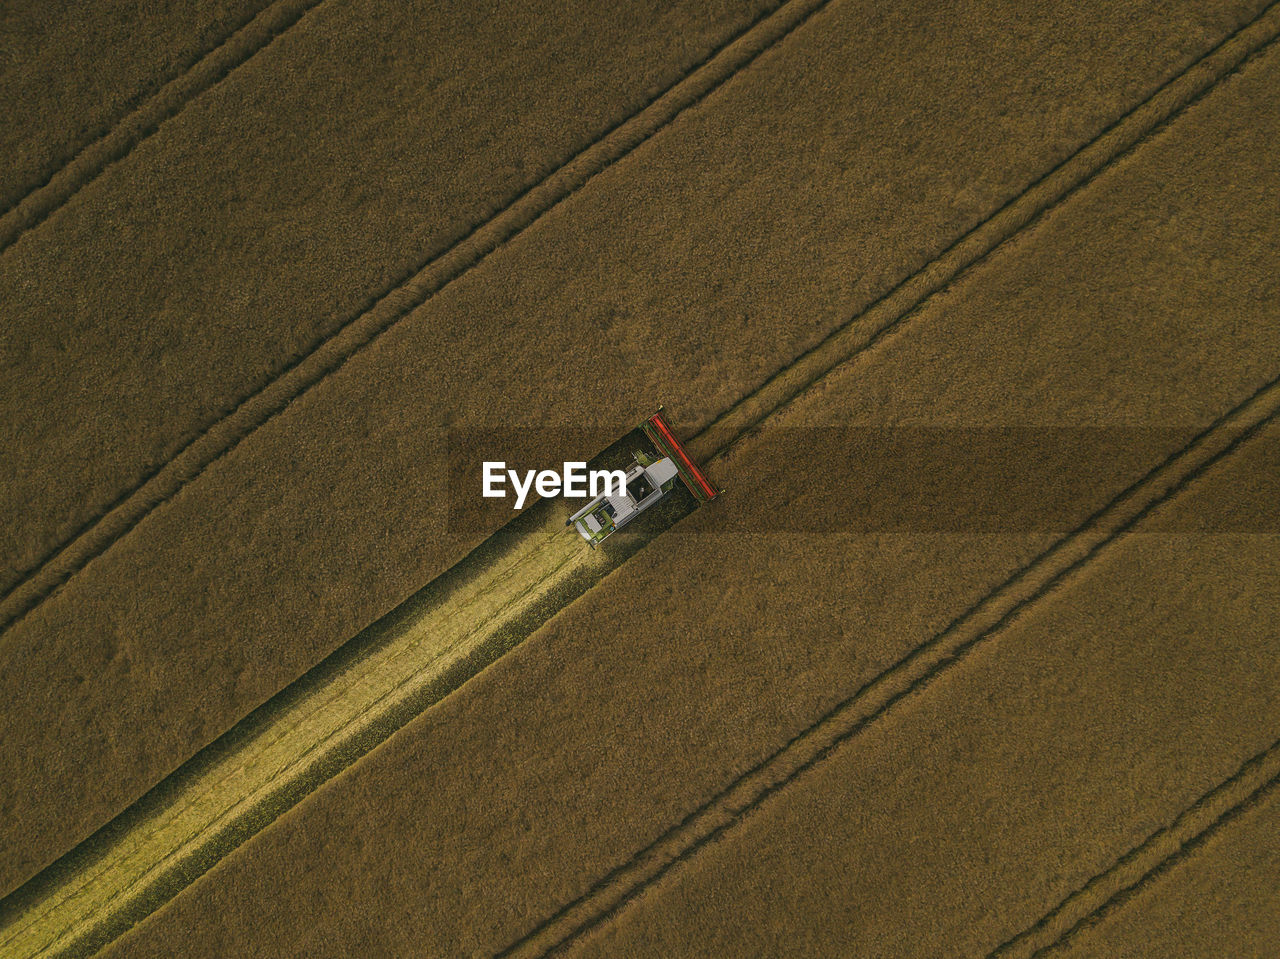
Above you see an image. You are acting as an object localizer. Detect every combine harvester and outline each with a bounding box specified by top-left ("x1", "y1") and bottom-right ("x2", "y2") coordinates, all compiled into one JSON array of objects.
[{"x1": 567, "y1": 409, "x2": 719, "y2": 547}]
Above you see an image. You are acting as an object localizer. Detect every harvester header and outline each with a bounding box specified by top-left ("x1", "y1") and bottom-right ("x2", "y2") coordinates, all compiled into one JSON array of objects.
[{"x1": 643, "y1": 409, "x2": 719, "y2": 503}]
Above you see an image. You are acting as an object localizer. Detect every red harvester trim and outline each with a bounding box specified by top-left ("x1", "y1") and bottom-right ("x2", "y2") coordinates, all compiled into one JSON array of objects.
[{"x1": 647, "y1": 411, "x2": 718, "y2": 501}]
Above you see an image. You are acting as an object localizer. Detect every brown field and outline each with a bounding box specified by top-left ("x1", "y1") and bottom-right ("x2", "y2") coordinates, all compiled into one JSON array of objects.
[
  {"x1": 1, "y1": 0, "x2": 1278, "y2": 955},
  {"x1": 0, "y1": 0, "x2": 274, "y2": 216},
  {"x1": 1051, "y1": 780, "x2": 1280, "y2": 959}
]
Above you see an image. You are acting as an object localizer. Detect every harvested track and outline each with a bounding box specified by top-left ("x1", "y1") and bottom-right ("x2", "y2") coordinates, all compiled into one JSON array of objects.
[
  {"x1": 0, "y1": 428, "x2": 694, "y2": 956},
  {"x1": 0, "y1": 515, "x2": 591, "y2": 957}
]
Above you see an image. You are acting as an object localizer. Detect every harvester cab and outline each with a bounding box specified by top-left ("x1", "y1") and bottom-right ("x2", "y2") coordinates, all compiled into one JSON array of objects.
[{"x1": 566, "y1": 410, "x2": 719, "y2": 547}]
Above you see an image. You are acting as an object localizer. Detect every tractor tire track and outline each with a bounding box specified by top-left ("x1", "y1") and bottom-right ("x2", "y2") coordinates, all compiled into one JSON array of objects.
[
  {"x1": 6, "y1": 0, "x2": 1275, "y2": 644},
  {"x1": 688, "y1": 0, "x2": 1280, "y2": 464},
  {"x1": 990, "y1": 737, "x2": 1280, "y2": 959},
  {"x1": 0, "y1": 0, "x2": 813, "y2": 640},
  {"x1": 0, "y1": 0, "x2": 275, "y2": 221},
  {"x1": 0, "y1": 0, "x2": 326, "y2": 256},
  {"x1": 496, "y1": 374, "x2": 1280, "y2": 958},
  {"x1": 3, "y1": 0, "x2": 1276, "y2": 952}
]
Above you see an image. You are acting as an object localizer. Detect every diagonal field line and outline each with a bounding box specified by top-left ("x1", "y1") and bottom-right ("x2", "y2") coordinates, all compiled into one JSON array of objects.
[
  {"x1": 6, "y1": 0, "x2": 1277, "y2": 641},
  {"x1": 492, "y1": 14, "x2": 1280, "y2": 952},
  {"x1": 1029, "y1": 774, "x2": 1280, "y2": 958},
  {"x1": 0, "y1": 0, "x2": 271, "y2": 220},
  {"x1": 1, "y1": 0, "x2": 1275, "y2": 951},
  {"x1": 498, "y1": 372, "x2": 1280, "y2": 958},
  {"x1": 0, "y1": 0, "x2": 812, "y2": 639},
  {"x1": 0, "y1": 0, "x2": 326, "y2": 255},
  {"x1": 985, "y1": 736, "x2": 1280, "y2": 959},
  {"x1": 688, "y1": 0, "x2": 1280, "y2": 464}
]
